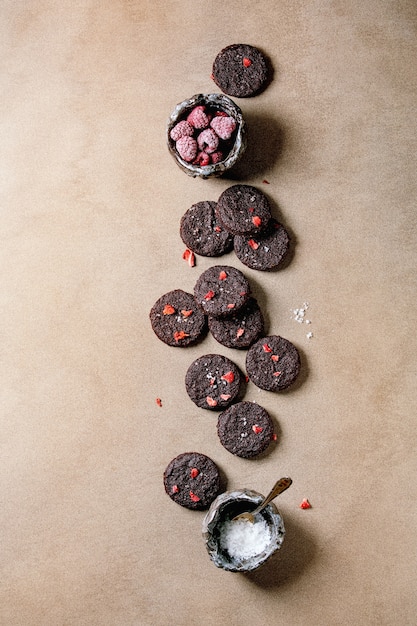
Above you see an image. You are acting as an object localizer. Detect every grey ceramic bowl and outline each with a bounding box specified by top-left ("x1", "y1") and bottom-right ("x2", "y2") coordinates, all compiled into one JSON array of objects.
[
  {"x1": 167, "y1": 93, "x2": 247, "y2": 179},
  {"x1": 202, "y1": 489, "x2": 285, "y2": 572}
]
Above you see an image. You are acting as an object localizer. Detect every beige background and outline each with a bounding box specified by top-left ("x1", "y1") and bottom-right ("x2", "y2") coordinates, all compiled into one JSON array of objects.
[{"x1": 1, "y1": 1, "x2": 416, "y2": 625}]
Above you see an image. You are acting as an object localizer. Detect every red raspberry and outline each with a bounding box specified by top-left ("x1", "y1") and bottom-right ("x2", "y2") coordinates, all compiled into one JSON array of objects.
[
  {"x1": 176, "y1": 136, "x2": 198, "y2": 162},
  {"x1": 210, "y1": 151, "x2": 223, "y2": 164},
  {"x1": 197, "y1": 128, "x2": 219, "y2": 154},
  {"x1": 187, "y1": 105, "x2": 210, "y2": 129},
  {"x1": 210, "y1": 115, "x2": 237, "y2": 140},
  {"x1": 170, "y1": 120, "x2": 194, "y2": 141},
  {"x1": 195, "y1": 151, "x2": 211, "y2": 166}
]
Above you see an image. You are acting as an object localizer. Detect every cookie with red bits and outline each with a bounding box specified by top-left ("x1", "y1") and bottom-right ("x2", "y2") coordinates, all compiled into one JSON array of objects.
[
  {"x1": 150, "y1": 289, "x2": 207, "y2": 347},
  {"x1": 193, "y1": 265, "x2": 250, "y2": 317},
  {"x1": 246, "y1": 335, "x2": 301, "y2": 391},
  {"x1": 163, "y1": 452, "x2": 221, "y2": 510},
  {"x1": 234, "y1": 219, "x2": 290, "y2": 271},
  {"x1": 217, "y1": 401, "x2": 274, "y2": 458},
  {"x1": 216, "y1": 185, "x2": 271, "y2": 236},
  {"x1": 180, "y1": 200, "x2": 234, "y2": 257},
  {"x1": 212, "y1": 44, "x2": 270, "y2": 98},
  {"x1": 185, "y1": 353, "x2": 242, "y2": 410},
  {"x1": 208, "y1": 297, "x2": 265, "y2": 349}
]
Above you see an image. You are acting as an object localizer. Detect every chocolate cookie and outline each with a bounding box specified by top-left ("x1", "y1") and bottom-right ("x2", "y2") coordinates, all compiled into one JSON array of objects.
[
  {"x1": 150, "y1": 289, "x2": 207, "y2": 347},
  {"x1": 217, "y1": 401, "x2": 274, "y2": 458},
  {"x1": 193, "y1": 265, "x2": 250, "y2": 317},
  {"x1": 208, "y1": 297, "x2": 265, "y2": 349},
  {"x1": 163, "y1": 452, "x2": 220, "y2": 510},
  {"x1": 180, "y1": 200, "x2": 234, "y2": 257},
  {"x1": 216, "y1": 185, "x2": 271, "y2": 236},
  {"x1": 234, "y1": 219, "x2": 290, "y2": 271},
  {"x1": 246, "y1": 335, "x2": 301, "y2": 391},
  {"x1": 185, "y1": 353, "x2": 242, "y2": 410},
  {"x1": 212, "y1": 44, "x2": 270, "y2": 98}
]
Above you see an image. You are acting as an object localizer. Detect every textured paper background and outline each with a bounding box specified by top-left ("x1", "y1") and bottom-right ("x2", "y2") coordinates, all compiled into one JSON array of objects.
[{"x1": 1, "y1": 1, "x2": 416, "y2": 624}]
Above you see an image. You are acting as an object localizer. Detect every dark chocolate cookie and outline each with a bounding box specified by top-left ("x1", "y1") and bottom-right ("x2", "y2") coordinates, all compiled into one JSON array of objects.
[
  {"x1": 193, "y1": 265, "x2": 250, "y2": 317},
  {"x1": 163, "y1": 452, "x2": 220, "y2": 510},
  {"x1": 180, "y1": 200, "x2": 234, "y2": 257},
  {"x1": 185, "y1": 353, "x2": 242, "y2": 410},
  {"x1": 217, "y1": 401, "x2": 274, "y2": 458},
  {"x1": 234, "y1": 219, "x2": 290, "y2": 271},
  {"x1": 150, "y1": 289, "x2": 207, "y2": 347},
  {"x1": 246, "y1": 335, "x2": 301, "y2": 391},
  {"x1": 212, "y1": 44, "x2": 270, "y2": 98},
  {"x1": 208, "y1": 297, "x2": 264, "y2": 349},
  {"x1": 216, "y1": 185, "x2": 271, "y2": 236}
]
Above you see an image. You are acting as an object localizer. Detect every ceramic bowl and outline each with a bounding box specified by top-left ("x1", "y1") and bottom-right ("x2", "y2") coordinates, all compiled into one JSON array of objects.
[
  {"x1": 167, "y1": 93, "x2": 246, "y2": 179},
  {"x1": 202, "y1": 488, "x2": 285, "y2": 572}
]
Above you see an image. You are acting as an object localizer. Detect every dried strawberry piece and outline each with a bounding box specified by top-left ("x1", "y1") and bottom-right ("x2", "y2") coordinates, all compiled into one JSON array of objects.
[
  {"x1": 252, "y1": 216, "x2": 262, "y2": 228},
  {"x1": 163, "y1": 304, "x2": 175, "y2": 315},
  {"x1": 214, "y1": 225, "x2": 222, "y2": 233},
  {"x1": 273, "y1": 371, "x2": 282, "y2": 377},
  {"x1": 220, "y1": 394, "x2": 231, "y2": 401},
  {"x1": 243, "y1": 57, "x2": 252, "y2": 67},
  {"x1": 181, "y1": 309, "x2": 193, "y2": 317},
  {"x1": 218, "y1": 270, "x2": 227, "y2": 280},
  {"x1": 206, "y1": 396, "x2": 218, "y2": 407},
  {"x1": 248, "y1": 239, "x2": 259, "y2": 250},
  {"x1": 204, "y1": 290, "x2": 215, "y2": 300},
  {"x1": 182, "y1": 248, "x2": 196, "y2": 267},
  {"x1": 252, "y1": 424, "x2": 263, "y2": 434},
  {"x1": 156, "y1": 397, "x2": 162, "y2": 407},
  {"x1": 263, "y1": 343, "x2": 272, "y2": 353},
  {"x1": 172, "y1": 485, "x2": 179, "y2": 494},
  {"x1": 271, "y1": 433, "x2": 278, "y2": 441},
  {"x1": 173, "y1": 330, "x2": 190, "y2": 342},
  {"x1": 236, "y1": 328, "x2": 245, "y2": 338},
  {"x1": 209, "y1": 377, "x2": 216, "y2": 386},
  {"x1": 221, "y1": 371, "x2": 235, "y2": 383},
  {"x1": 300, "y1": 498, "x2": 312, "y2": 509},
  {"x1": 227, "y1": 303, "x2": 235, "y2": 309},
  {"x1": 271, "y1": 354, "x2": 279, "y2": 362},
  {"x1": 189, "y1": 491, "x2": 200, "y2": 502},
  {"x1": 190, "y1": 467, "x2": 199, "y2": 479}
]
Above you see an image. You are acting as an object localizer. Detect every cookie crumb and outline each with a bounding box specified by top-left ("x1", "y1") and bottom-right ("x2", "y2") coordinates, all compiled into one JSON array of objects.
[{"x1": 300, "y1": 498, "x2": 312, "y2": 509}]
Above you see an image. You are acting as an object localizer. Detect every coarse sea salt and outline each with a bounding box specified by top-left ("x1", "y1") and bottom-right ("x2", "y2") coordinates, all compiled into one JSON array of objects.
[{"x1": 219, "y1": 518, "x2": 271, "y2": 560}]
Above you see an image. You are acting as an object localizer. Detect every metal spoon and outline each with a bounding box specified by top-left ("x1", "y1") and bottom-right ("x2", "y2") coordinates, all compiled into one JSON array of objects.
[{"x1": 232, "y1": 477, "x2": 292, "y2": 523}]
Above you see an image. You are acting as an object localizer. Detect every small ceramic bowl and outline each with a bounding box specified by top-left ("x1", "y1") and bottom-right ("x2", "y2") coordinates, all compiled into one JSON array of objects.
[
  {"x1": 202, "y1": 489, "x2": 285, "y2": 572},
  {"x1": 167, "y1": 93, "x2": 247, "y2": 179}
]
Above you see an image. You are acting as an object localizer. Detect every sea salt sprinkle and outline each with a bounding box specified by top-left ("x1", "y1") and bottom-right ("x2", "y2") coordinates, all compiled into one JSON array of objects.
[
  {"x1": 291, "y1": 301, "x2": 314, "y2": 338},
  {"x1": 219, "y1": 518, "x2": 271, "y2": 560}
]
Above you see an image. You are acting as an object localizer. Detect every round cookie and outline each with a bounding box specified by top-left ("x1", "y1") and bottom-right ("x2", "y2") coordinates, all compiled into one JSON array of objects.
[
  {"x1": 185, "y1": 353, "x2": 242, "y2": 410},
  {"x1": 180, "y1": 200, "x2": 234, "y2": 257},
  {"x1": 212, "y1": 44, "x2": 270, "y2": 98},
  {"x1": 216, "y1": 185, "x2": 271, "y2": 236},
  {"x1": 163, "y1": 452, "x2": 220, "y2": 510},
  {"x1": 193, "y1": 265, "x2": 250, "y2": 317},
  {"x1": 246, "y1": 335, "x2": 301, "y2": 391},
  {"x1": 150, "y1": 289, "x2": 207, "y2": 347},
  {"x1": 234, "y1": 219, "x2": 290, "y2": 271},
  {"x1": 217, "y1": 401, "x2": 274, "y2": 458},
  {"x1": 208, "y1": 297, "x2": 265, "y2": 349}
]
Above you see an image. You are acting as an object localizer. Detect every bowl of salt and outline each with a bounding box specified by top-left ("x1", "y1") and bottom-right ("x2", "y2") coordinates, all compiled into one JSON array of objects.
[{"x1": 202, "y1": 488, "x2": 285, "y2": 572}]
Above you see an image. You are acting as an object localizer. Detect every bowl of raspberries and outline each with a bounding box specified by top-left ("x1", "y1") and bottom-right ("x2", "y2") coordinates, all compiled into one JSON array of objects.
[{"x1": 167, "y1": 93, "x2": 247, "y2": 179}]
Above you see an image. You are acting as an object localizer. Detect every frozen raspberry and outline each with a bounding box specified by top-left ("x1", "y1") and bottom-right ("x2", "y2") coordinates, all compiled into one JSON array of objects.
[
  {"x1": 210, "y1": 115, "x2": 237, "y2": 140},
  {"x1": 195, "y1": 151, "x2": 211, "y2": 166},
  {"x1": 176, "y1": 136, "x2": 198, "y2": 162},
  {"x1": 187, "y1": 105, "x2": 210, "y2": 130},
  {"x1": 210, "y1": 151, "x2": 223, "y2": 164},
  {"x1": 170, "y1": 120, "x2": 194, "y2": 142},
  {"x1": 197, "y1": 128, "x2": 219, "y2": 154}
]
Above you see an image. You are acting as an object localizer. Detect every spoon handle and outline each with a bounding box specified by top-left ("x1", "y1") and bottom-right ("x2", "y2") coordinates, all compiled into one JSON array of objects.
[{"x1": 251, "y1": 477, "x2": 292, "y2": 515}]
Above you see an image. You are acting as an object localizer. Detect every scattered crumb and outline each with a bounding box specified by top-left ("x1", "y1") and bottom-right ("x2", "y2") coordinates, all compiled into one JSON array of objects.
[
  {"x1": 156, "y1": 398, "x2": 163, "y2": 407},
  {"x1": 299, "y1": 498, "x2": 312, "y2": 509},
  {"x1": 306, "y1": 332, "x2": 313, "y2": 339}
]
